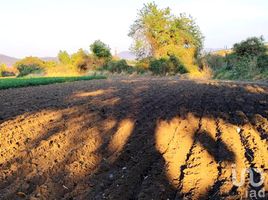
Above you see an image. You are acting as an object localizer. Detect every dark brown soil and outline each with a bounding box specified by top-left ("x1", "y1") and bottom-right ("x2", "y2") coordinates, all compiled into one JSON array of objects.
[{"x1": 0, "y1": 77, "x2": 268, "y2": 200}]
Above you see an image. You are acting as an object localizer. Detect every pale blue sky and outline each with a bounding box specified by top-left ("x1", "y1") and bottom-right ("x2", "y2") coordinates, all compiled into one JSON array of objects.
[{"x1": 0, "y1": 0, "x2": 267, "y2": 58}]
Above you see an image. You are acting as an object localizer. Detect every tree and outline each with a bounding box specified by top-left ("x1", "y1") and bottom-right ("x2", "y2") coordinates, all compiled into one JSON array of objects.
[
  {"x1": 129, "y1": 2, "x2": 171, "y2": 59},
  {"x1": 58, "y1": 50, "x2": 71, "y2": 64},
  {"x1": 15, "y1": 57, "x2": 46, "y2": 77},
  {"x1": 71, "y1": 49, "x2": 89, "y2": 71},
  {"x1": 90, "y1": 40, "x2": 112, "y2": 59},
  {"x1": 233, "y1": 36, "x2": 267, "y2": 57},
  {"x1": 0, "y1": 64, "x2": 7, "y2": 77},
  {"x1": 129, "y1": 2, "x2": 203, "y2": 65}
]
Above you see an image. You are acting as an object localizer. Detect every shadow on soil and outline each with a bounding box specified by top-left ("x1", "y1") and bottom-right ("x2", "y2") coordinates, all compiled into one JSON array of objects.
[{"x1": 0, "y1": 78, "x2": 267, "y2": 199}]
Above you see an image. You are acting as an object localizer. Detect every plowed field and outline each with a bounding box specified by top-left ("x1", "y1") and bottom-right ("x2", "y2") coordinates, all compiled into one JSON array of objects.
[{"x1": 0, "y1": 77, "x2": 268, "y2": 199}]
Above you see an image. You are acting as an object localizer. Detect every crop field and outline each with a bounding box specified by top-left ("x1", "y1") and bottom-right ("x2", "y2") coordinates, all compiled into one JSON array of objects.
[
  {"x1": 0, "y1": 76, "x2": 106, "y2": 90},
  {"x1": 0, "y1": 77, "x2": 267, "y2": 199}
]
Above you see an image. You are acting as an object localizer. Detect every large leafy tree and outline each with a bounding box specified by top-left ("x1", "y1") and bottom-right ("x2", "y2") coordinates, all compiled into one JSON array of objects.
[
  {"x1": 90, "y1": 40, "x2": 112, "y2": 59},
  {"x1": 129, "y1": 2, "x2": 203, "y2": 65}
]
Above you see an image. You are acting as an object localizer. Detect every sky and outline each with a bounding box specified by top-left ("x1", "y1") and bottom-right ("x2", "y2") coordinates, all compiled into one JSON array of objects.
[{"x1": 0, "y1": 0, "x2": 267, "y2": 58}]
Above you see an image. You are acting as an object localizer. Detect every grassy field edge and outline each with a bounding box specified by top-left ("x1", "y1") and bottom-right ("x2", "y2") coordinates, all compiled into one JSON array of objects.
[{"x1": 0, "y1": 75, "x2": 106, "y2": 90}]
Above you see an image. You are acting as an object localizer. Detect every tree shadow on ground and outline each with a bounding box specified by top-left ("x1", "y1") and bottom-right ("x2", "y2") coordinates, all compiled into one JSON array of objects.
[{"x1": 0, "y1": 78, "x2": 267, "y2": 199}]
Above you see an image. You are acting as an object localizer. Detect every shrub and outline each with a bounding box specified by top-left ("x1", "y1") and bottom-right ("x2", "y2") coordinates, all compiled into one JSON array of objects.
[
  {"x1": 15, "y1": 57, "x2": 46, "y2": 77},
  {"x1": 214, "y1": 56, "x2": 260, "y2": 80},
  {"x1": 0, "y1": 64, "x2": 7, "y2": 77},
  {"x1": 233, "y1": 36, "x2": 267, "y2": 57},
  {"x1": 205, "y1": 36, "x2": 268, "y2": 80},
  {"x1": 16, "y1": 65, "x2": 43, "y2": 77},
  {"x1": 203, "y1": 54, "x2": 226, "y2": 70},
  {"x1": 149, "y1": 58, "x2": 168, "y2": 75},
  {"x1": 58, "y1": 50, "x2": 71, "y2": 65},
  {"x1": 71, "y1": 49, "x2": 90, "y2": 72},
  {"x1": 149, "y1": 56, "x2": 188, "y2": 75},
  {"x1": 135, "y1": 58, "x2": 151, "y2": 70},
  {"x1": 84, "y1": 55, "x2": 106, "y2": 71},
  {"x1": 1, "y1": 71, "x2": 16, "y2": 77},
  {"x1": 102, "y1": 59, "x2": 133, "y2": 74},
  {"x1": 169, "y1": 55, "x2": 188, "y2": 74},
  {"x1": 257, "y1": 54, "x2": 268, "y2": 70},
  {"x1": 134, "y1": 66, "x2": 147, "y2": 74}
]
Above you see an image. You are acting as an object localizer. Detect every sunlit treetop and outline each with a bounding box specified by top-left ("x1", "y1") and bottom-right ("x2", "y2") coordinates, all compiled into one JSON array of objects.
[{"x1": 129, "y1": 2, "x2": 204, "y2": 64}]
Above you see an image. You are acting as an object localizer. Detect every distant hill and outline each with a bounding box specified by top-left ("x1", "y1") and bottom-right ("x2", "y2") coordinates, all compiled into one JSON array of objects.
[
  {"x1": 0, "y1": 54, "x2": 58, "y2": 66},
  {"x1": 0, "y1": 54, "x2": 18, "y2": 66},
  {"x1": 118, "y1": 51, "x2": 136, "y2": 60},
  {"x1": 40, "y1": 57, "x2": 58, "y2": 62}
]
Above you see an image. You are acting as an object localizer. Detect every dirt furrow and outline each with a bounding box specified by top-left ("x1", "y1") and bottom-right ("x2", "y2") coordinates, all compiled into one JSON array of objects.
[
  {"x1": 85, "y1": 84, "x2": 182, "y2": 199},
  {"x1": 177, "y1": 117, "x2": 219, "y2": 199},
  {"x1": 239, "y1": 122, "x2": 268, "y2": 198},
  {"x1": 0, "y1": 78, "x2": 267, "y2": 200}
]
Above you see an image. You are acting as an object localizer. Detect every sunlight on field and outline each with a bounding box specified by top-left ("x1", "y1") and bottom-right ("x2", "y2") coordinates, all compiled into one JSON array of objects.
[
  {"x1": 108, "y1": 119, "x2": 135, "y2": 162},
  {"x1": 0, "y1": 78, "x2": 267, "y2": 199},
  {"x1": 155, "y1": 114, "x2": 268, "y2": 199},
  {"x1": 45, "y1": 64, "x2": 81, "y2": 77},
  {"x1": 155, "y1": 114, "x2": 199, "y2": 187},
  {"x1": 74, "y1": 89, "x2": 106, "y2": 97},
  {"x1": 73, "y1": 89, "x2": 116, "y2": 98}
]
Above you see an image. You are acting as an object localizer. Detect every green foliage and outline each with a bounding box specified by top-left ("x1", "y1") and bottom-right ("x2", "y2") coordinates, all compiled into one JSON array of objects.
[
  {"x1": 0, "y1": 76, "x2": 106, "y2": 90},
  {"x1": 203, "y1": 54, "x2": 226, "y2": 70},
  {"x1": 134, "y1": 66, "x2": 147, "y2": 74},
  {"x1": 88, "y1": 55, "x2": 107, "y2": 70},
  {"x1": 129, "y1": 2, "x2": 203, "y2": 61},
  {"x1": 149, "y1": 56, "x2": 188, "y2": 75},
  {"x1": 212, "y1": 53, "x2": 268, "y2": 80},
  {"x1": 214, "y1": 57, "x2": 261, "y2": 80},
  {"x1": 171, "y1": 14, "x2": 204, "y2": 58},
  {"x1": 257, "y1": 54, "x2": 268, "y2": 70},
  {"x1": 71, "y1": 49, "x2": 89, "y2": 71},
  {"x1": 56, "y1": 46, "x2": 110, "y2": 74},
  {"x1": 149, "y1": 58, "x2": 168, "y2": 75},
  {"x1": 15, "y1": 57, "x2": 46, "y2": 77},
  {"x1": 205, "y1": 37, "x2": 268, "y2": 80},
  {"x1": 101, "y1": 59, "x2": 134, "y2": 74},
  {"x1": 0, "y1": 64, "x2": 7, "y2": 77},
  {"x1": 169, "y1": 55, "x2": 188, "y2": 74},
  {"x1": 58, "y1": 50, "x2": 71, "y2": 64},
  {"x1": 135, "y1": 58, "x2": 151, "y2": 69},
  {"x1": 90, "y1": 40, "x2": 112, "y2": 59},
  {"x1": 233, "y1": 36, "x2": 267, "y2": 57}
]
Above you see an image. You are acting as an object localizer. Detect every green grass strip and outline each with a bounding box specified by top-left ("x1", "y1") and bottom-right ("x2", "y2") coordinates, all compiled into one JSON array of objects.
[{"x1": 0, "y1": 75, "x2": 106, "y2": 90}]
